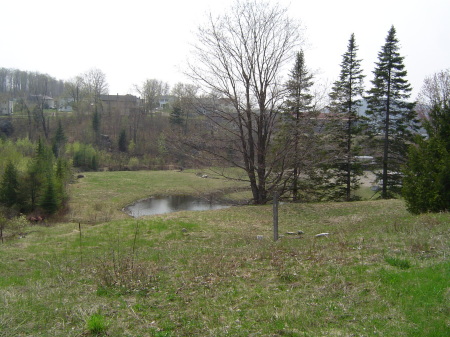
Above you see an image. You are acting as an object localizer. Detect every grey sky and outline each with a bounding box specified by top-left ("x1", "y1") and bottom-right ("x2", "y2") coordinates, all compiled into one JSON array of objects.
[{"x1": 1, "y1": 0, "x2": 449, "y2": 99}]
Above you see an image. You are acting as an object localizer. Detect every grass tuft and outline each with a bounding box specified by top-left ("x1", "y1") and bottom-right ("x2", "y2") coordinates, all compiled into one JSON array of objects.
[
  {"x1": 86, "y1": 313, "x2": 108, "y2": 335},
  {"x1": 384, "y1": 256, "x2": 412, "y2": 269}
]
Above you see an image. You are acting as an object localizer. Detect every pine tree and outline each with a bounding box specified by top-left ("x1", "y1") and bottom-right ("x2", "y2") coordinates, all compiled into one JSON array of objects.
[
  {"x1": 328, "y1": 33, "x2": 365, "y2": 201},
  {"x1": 366, "y1": 26, "x2": 418, "y2": 198},
  {"x1": 92, "y1": 109, "x2": 101, "y2": 144},
  {"x1": 40, "y1": 176, "x2": 59, "y2": 215},
  {"x1": 0, "y1": 161, "x2": 20, "y2": 208},
  {"x1": 118, "y1": 129, "x2": 128, "y2": 152},
  {"x1": 52, "y1": 120, "x2": 67, "y2": 158},
  {"x1": 283, "y1": 50, "x2": 315, "y2": 201},
  {"x1": 55, "y1": 157, "x2": 71, "y2": 205},
  {"x1": 170, "y1": 106, "x2": 184, "y2": 127},
  {"x1": 23, "y1": 139, "x2": 55, "y2": 210}
]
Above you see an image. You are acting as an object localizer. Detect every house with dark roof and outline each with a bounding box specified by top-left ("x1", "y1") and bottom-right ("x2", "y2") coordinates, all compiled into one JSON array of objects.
[{"x1": 100, "y1": 94, "x2": 141, "y2": 114}]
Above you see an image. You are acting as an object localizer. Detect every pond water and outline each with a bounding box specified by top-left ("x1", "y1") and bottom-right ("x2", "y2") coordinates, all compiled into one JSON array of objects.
[{"x1": 124, "y1": 195, "x2": 230, "y2": 218}]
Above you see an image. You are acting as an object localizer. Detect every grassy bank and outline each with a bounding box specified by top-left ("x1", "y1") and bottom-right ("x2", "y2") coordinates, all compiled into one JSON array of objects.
[{"x1": 0, "y1": 170, "x2": 448, "y2": 336}]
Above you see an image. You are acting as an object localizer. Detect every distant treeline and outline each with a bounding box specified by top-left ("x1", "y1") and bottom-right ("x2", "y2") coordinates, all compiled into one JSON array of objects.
[{"x1": 0, "y1": 67, "x2": 65, "y2": 98}]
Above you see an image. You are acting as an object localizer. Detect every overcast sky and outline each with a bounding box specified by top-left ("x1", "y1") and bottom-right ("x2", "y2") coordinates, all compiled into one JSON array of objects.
[{"x1": 1, "y1": 0, "x2": 449, "y2": 99}]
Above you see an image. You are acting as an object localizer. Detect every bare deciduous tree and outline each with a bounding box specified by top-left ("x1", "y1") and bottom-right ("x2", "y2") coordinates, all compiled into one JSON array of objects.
[
  {"x1": 132, "y1": 79, "x2": 169, "y2": 146},
  {"x1": 31, "y1": 74, "x2": 52, "y2": 139},
  {"x1": 63, "y1": 76, "x2": 85, "y2": 113},
  {"x1": 83, "y1": 68, "x2": 109, "y2": 111},
  {"x1": 186, "y1": 0, "x2": 303, "y2": 204},
  {"x1": 417, "y1": 69, "x2": 450, "y2": 110},
  {"x1": 171, "y1": 83, "x2": 199, "y2": 133},
  {"x1": 134, "y1": 79, "x2": 169, "y2": 113}
]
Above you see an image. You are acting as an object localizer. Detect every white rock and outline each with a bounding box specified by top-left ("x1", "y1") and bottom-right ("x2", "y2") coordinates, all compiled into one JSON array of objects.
[{"x1": 315, "y1": 232, "x2": 330, "y2": 238}]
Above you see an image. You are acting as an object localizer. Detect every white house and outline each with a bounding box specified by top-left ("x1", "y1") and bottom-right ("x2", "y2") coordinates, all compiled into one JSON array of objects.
[
  {"x1": 158, "y1": 95, "x2": 175, "y2": 109},
  {"x1": 58, "y1": 98, "x2": 74, "y2": 112},
  {"x1": 0, "y1": 100, "x2": 14, "y2": 115}
]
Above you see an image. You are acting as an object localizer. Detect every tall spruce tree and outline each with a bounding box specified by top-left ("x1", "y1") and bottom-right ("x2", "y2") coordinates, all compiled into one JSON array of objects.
[
  {"x1": 52, "y1": 120, "x2": 67, "y2": 158},
  {"x1": 283, "y1": 50, "x2": 315, "y2": 201},
  {"x1": 0, "y1": 161, "x2": 20, "y2": 208},
  {"x1": 118, "y1": 129, "x2": 128, "y2": 152},
  {"x1": 328, "y1": 33, "x2": 365, "y2": 201},
  {"x1": 92, "y1": 109, "x2": 101, "y2": 144},
  {"x1": 40, "y1": 176, "x2": 59, "y2": 215},
  {"x1": 366, "y1": 26, "x2": 418, "y2": 198}
]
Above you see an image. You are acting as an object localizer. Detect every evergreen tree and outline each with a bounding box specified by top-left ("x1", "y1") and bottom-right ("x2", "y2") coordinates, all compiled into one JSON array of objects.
[
  {"x1": 170, "y1": 106, "x2": 184, "y2": 127},
  {"x1": 40, "y1": 176, "x2": 59, "y2": 215},
  {"x1": 52, "y1": 120, "x2": 67, "y2": 158},
  {"x1": 55, "y1": 157, "x2": 71, "y2": 205},
  {"x1": 35, "y1": 137, "x2": 55, "y2": 176},
  {"x1": 0, "y1": 161, "x2": 20, "y2": 208},
  {"x1": 92, "y1": 109, "x2": 101, "y2": 144},
  {"x1": 23, "y1": 139, "x2": 55, "y2": 210},
  {"x1": 328, "y1": 33, "x2": 365, "y2": 201},
  {"x1": 426, "y1": 96, "x2": 450, "y2": 145},
  {"x1": 282, "y1": 50, "x2": 315, "y2": 201},
  {"x1": 91, "y1": 154, "x2": 99, "y2": 171},
  {"x1": 403, "y1": 104, "x2": 450, "y2": 213},
  {"x1": 366, "y1": 26, "x2": 418, "y2": 198},
  {"x1": 118, "y1": 129, "x2": 128, "y2": 152}
]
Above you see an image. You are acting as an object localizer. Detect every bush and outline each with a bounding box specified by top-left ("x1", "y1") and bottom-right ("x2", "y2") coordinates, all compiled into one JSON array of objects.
[
  {"x1": 73, "y1": 143, "x2": 99, "y2": 171},
  {"x1": 0, "y1": 214, "x2": 28, "y2": 240},
  {"x1": 127, "y1": 157, "x2": 140, "y2": 170}
]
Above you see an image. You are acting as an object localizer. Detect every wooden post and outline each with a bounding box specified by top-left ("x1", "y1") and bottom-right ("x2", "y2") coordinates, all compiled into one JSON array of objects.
[
  {"x1": 273, "y1": 192, "x2": 279, "y2": 241},
  {"x1": 79, "y1": 222, "x2": 83, "y2": 267}
]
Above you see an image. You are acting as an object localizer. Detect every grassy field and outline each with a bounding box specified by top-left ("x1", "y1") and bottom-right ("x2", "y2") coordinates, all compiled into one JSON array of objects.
[{"x1": 0, "y1": 170, "x2": 449, "y2": 336}]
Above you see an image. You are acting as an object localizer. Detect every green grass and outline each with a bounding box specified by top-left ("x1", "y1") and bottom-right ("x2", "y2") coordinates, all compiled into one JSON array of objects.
[
  {"x1": 379, "y1": 262, "x2": 449, "y2": 336},
  {"x1": 0, "y1": 170, "x2": 449, "y2": 336},
  {"x1": 384, "y1": 255, "x2": 412, "y2": 269},
  {"x1": 86, "y1": 313, "x2": 108, "y2": 335}
]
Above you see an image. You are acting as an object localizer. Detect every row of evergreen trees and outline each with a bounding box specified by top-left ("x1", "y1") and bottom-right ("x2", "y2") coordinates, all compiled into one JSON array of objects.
[{"x1": 283, "y1": 26, "x2": 419, "y2": 201}]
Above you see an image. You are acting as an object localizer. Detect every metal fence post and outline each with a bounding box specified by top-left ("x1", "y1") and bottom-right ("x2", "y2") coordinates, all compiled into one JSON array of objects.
[{"x1": 273, "y1": 192, "x2": 279, "y2": 241}]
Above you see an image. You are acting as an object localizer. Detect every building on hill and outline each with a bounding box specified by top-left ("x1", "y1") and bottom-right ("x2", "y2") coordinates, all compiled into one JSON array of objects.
[
  {"x1": 28, "y1": 95, "x2": 55, "y2": 109},
  {"x1": 157, "y1": 95, "x2": 175, "y2": 110},
  {"x1": 57, "y1": 98, "x2": 73, "y2": 112},
  {"x1": 100, "y1": 94, "x2": 141, "y2": 115},
  {"x1": 0, "y1": 99, "x2": 14, "y2": 115}
]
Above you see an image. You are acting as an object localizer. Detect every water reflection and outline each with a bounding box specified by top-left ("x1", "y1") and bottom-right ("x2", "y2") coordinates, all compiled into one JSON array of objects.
[{"x1": 124, "y1": 195, "x2": 230, "y2": 218}]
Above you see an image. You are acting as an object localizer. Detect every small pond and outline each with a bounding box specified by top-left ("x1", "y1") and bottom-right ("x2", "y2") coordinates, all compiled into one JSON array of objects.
[{"x1": 124, "y1": 195, "x2": 230, "y2": 218}]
